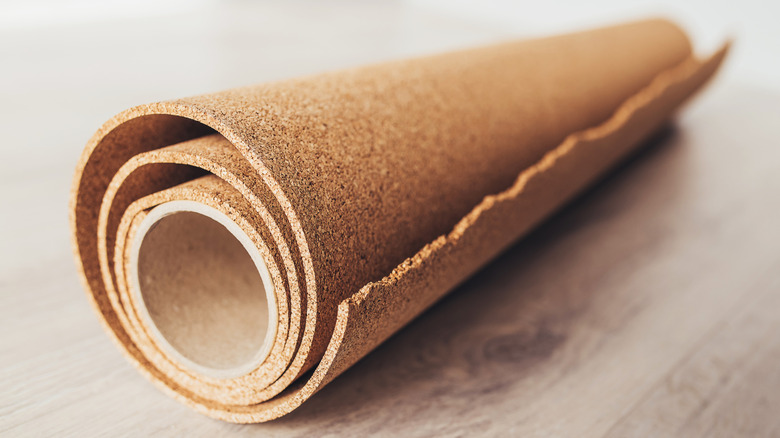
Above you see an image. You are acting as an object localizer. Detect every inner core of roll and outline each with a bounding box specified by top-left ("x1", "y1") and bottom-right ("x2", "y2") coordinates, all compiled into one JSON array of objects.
[{"x1": 129, "y1": 200, "x2": 277, "y2": 379}]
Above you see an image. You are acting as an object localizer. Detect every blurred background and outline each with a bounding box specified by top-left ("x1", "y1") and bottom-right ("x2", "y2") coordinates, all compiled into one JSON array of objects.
[{"x1": 2, "y1": 1, "x2": 780, "y2": 435}]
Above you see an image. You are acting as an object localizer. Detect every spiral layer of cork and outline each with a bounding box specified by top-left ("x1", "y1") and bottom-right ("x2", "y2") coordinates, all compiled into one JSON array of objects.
[{"x1": 70, "y1": 19, "x2": 728, "y2": 423}]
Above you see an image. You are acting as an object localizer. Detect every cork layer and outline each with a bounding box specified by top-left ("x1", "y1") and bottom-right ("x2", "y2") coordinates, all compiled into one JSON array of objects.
[{"x1": 70, "y1": 19, "x2": 728, "y2": 422}]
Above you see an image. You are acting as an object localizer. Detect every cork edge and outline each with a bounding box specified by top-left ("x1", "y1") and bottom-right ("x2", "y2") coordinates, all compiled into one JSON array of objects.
[
  {"x1": 354, "y1": 44, "x2": 729, "y2": 306},
  {"x1": 100, "y1": 147, "x2": 307, "y2": 404}
]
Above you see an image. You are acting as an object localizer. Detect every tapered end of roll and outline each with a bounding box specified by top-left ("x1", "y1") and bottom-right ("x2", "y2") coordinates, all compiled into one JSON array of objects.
[{"x1": 128, "y1": 200, "x2": 278, "y2": 379}]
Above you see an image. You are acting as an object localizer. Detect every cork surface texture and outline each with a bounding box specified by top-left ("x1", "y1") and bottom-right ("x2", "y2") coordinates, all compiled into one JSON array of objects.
[{"x1": 69, "y1": 19, "x2": 728, "y2": 422}]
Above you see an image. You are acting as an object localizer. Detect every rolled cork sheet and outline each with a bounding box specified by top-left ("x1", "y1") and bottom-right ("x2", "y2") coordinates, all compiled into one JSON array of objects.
[{"x1": 70, "y1": 19, "x2": 728, "y2": 423}]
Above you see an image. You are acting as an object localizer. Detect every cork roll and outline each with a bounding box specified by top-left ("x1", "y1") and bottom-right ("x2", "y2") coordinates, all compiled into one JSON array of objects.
[{"x1": 70, "y1": 19, "x2": 728, "y2": 422}]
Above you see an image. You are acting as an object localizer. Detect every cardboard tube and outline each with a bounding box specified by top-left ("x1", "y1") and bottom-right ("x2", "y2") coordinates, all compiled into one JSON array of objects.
[
  {"x1": 129, "y1": 200, "x2": 278, "y2": 379},
  {"x1": 70, "y1": 19, "x2": 728, "y2": 422}
]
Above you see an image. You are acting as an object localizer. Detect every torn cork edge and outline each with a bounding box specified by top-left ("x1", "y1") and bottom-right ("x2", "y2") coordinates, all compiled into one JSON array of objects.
[{"x1": 69, "y1": 18, "x2": 729, "y2": 423}]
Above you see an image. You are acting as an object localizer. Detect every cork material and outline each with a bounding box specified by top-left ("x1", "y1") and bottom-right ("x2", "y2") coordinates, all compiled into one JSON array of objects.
[{"x1": 70, "y1": 19, "x2": 728, "y2": 422}]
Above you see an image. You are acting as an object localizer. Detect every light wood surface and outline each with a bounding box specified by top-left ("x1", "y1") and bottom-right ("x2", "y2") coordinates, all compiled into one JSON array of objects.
[{"x1": 2, "y1": 3, "x2": 780, "y2": 436}]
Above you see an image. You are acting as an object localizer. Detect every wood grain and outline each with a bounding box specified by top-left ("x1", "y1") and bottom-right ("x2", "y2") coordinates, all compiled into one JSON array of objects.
[{"x1": 2, "y1": 4, "x2": 780, "y2": 436}]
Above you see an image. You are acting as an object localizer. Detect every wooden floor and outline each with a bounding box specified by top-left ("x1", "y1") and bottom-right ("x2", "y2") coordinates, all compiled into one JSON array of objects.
[{"x1": 2, "y1": 3, "x2": 780, "y2": 437}]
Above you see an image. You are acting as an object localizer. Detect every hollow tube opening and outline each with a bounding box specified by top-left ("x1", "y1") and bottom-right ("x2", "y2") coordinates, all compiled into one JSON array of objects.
[{"x1": 129, "y1": 200, "x2": 277, "y2": 379}]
